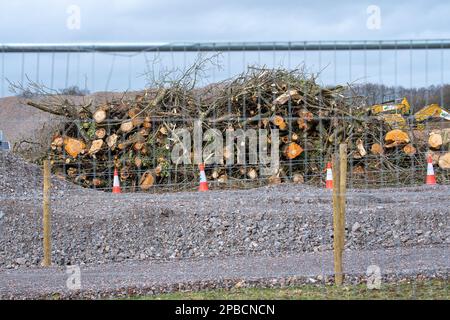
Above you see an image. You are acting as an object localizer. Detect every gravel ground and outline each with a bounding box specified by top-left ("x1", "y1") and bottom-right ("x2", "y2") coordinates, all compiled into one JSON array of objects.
[
  {"x1": 1, "y1": 181, "x2": 449, "y2": 268},
  {"x1": 1, "y1": 246, "x2": 448, "y2": 299},
  {"x1": 1, "y1": 151, "x2": 449, "y2": 298}
]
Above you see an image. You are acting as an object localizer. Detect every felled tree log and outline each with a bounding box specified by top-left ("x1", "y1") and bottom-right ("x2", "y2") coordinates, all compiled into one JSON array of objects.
[
  {"x1": 273, "y1": 89, "x2": 301, "y2": 105},
  {"x1": 283, "y1": 142, "x2": 303, "y2": 159},
  {"x1": 63, "y1": 137, "x2": 86, "y2": 158},
  {"x1": 26, "y1": 66, "x2": 447, "y2": 191},
  {"x1": 247, "y1": 168, "x2": 258, "y2": 180},
  {"x1": 292, "y1": 173, "x2": 304, "y2": 183},
  {"x1": 370, "y1": 143, "x2": 384, "y2": 155},
  {"x1": 403, "y1": 144, "x2": 416, "y2": 156},
  {"x1": 119, "y1": 121, "x2": 134, "y2": 133},
  {"x1": 272, "y1": 115, "x2": 287, "y2": 130},
  {"x1": 353, "y1": 139, "x2": 367, "y2": 159},
  {"x1": 426, "y1": 150, "x2": 440, "y2": 165},
  {"x1": 428, "y1": 132, "x2": 443, "y2": 149},
  {"x1": 51, "y1": 136, "x2": 64, "y2": 150},
  {"x1": 93, "y1": 105, "x2": 108, "y2": 123},
  {"x1": 385, "y1": 129, "x2": 410, "y2": 148},
  {"x1": 95, "y1": 128, "x2": 106, "y2": 139},
  {"x1": 104, "y1": 135, "x2": 118, "y2": 152},
  {"x1": 140, "y1": 170, "x2": 155, "y2": 190},
  {"x1": 88, "y1": 139, "x2": 103, "y2": 156},
  {"x1": 297, "y1": 110, "x2": 313, "y2": 131},
  {"x1": 438, "y1": 152, "x2": 450, "y2": 169}
]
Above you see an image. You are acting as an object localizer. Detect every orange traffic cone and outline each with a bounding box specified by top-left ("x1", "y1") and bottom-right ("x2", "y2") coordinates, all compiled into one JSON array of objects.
[
  {"x1": 198, "y1": 163, "x2": 209, "y2": 192},
  {"x1": 112, "y1": 168, "x2": 122, "y2": 193},
  {"x1": 425, "y1": 155, "x2": 436, "y2": 185},
  {"x1": 325, "y1": 162, "x2": 333, "y2": 189}
]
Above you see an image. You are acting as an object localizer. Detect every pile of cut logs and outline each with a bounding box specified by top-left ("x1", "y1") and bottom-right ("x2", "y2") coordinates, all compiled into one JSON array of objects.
[{"x1": 25, "y1": 67, "x2": 450, "y2": 190}]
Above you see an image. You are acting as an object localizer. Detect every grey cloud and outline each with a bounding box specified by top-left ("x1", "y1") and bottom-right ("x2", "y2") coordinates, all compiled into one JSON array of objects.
[{"x1": 0, "y1": 0, "x2": 449, "y2": 42}]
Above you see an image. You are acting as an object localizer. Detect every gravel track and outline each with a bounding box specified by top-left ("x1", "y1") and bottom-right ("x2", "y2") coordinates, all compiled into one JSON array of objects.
[{"x1": 1, "y1": 246, "x2": 448, "y2": 299}]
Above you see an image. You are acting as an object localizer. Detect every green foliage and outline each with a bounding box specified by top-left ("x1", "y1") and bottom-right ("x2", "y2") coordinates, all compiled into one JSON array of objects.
[{"x1": 86, "y1": 122, "x2": 96, "y2": 139}]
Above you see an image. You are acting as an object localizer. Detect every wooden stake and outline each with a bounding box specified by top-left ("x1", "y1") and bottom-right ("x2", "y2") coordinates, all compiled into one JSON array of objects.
[
  {"x1": 331, "y1": 153, "x2": 342, "y2": 286},
  {"x1": 338, "y1": 144, "x2": 347, "y2": 284},
  {"x1": 43, "y1": 160, "x2": 51, "y2": 267}
]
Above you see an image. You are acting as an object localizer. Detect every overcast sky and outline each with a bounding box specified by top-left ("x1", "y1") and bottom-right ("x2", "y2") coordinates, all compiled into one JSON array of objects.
[
  {"x1": 0, "y1": 0, "x2": 449, "y2": 42},
  {"x1": 0, "y1": 0, "x2": 449, "y2": 95}
]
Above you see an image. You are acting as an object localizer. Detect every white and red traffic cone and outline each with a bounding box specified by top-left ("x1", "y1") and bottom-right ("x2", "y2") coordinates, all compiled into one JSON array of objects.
[
  {"x1": 198, "y1": 163, "x2": 209, "y2": 192},
  {"x1": 325, "y1": 162, "x2": 333, "y2": 189},
  {"x1": 112, "y1": 168, "x2": 122, "y2": 193},
  {"x1": 426, "y1": 155, "x2": 437, "y2": 185}
]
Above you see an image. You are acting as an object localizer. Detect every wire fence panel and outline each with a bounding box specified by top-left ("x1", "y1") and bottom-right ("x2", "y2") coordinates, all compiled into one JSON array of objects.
[{"x1": 0, "y1": 40, "x2": 449, "y2": 300}]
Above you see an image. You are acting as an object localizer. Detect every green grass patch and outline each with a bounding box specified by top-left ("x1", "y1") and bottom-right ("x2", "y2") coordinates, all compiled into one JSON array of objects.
[{"x1": 131, "y1": 279, "x2": 448, "y2": 300}]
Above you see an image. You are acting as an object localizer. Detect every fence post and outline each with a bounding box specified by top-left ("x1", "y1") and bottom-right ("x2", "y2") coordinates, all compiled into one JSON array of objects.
[
  {"x1": 43, "y1": 160, "x2": 51, "y2": 267},
  {"x1": 332, "y1": 153, "x2": 342, "y2": 285},
  {"x1": 339, "y1": 143, "x2": 347, "y2": 250},
  {"x1": 332, "y1": 143, "x2": 347, "y2": 286},
  {"x1": 338, "y1": 144, "x2": 347, "y2": 282}
]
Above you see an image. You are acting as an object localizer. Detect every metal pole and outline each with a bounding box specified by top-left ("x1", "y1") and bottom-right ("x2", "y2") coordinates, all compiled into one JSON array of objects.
[{"x1": 1, "y1": 40, "x2": 450, "y2": 53}]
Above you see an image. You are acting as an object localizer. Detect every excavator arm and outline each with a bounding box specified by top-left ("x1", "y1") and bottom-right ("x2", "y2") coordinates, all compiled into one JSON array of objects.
[{"x1": 414, "y1": 104, "x2": 450, "y2": 122}]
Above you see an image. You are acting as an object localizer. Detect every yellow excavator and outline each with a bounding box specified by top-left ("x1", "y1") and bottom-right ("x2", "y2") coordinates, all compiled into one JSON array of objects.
[
  {"x1": 414, "y1": 103, "x2": 450, "y2": 122},
  {"x1": 370, "y1": 97, "x2": 450, "y2": 129}
]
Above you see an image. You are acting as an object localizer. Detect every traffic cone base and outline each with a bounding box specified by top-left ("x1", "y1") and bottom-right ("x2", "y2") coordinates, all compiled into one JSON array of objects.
[{"x1": 325, "y1": 162, "x2": 333, "y2": 189}]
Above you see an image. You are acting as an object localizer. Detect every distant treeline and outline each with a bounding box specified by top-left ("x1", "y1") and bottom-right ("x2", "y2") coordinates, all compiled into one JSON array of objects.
[
  {"x1": 352, "y1": 83, "x2": 450, "y2": 112},
  {"x1": 13, "y1": 82, "x2": 450, "y2": 113}
]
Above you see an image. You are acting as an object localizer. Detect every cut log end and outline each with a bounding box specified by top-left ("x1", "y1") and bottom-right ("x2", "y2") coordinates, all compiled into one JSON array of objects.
[
  {"x1": 283, "y1": 142, "x2": 304, "y2": 159},
  {"x1": 403, "y1": 144, "x2": 417, "y2": 156},
  {"x1": 385, "y1": 129, "x2": 410, "y2": 148},
  {"x1": 140, "y1": 170, "x2": 155, "y2": 190},
  {"x1": 428, "y1": 132, "x2": 443, "y2": 149},
  {"x1": 371, "y1": 143, "x2": 384, "y2": 155}
]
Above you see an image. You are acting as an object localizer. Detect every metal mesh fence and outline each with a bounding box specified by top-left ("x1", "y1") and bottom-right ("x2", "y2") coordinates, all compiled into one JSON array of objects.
[
  {"x1": 1, "y1": 40, "x2": 450, "y2": 191},
  {"x1": 0, "y1": 40, "x2": 449, "y2": 300}
]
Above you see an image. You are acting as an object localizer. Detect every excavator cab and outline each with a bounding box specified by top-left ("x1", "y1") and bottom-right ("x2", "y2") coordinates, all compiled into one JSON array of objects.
[
  {"x1": 370, "y1": 97, "x2": 411, "y2": 115},
  {"x1": 370, "y1": 97, "x2": 411, "y2": 129}
]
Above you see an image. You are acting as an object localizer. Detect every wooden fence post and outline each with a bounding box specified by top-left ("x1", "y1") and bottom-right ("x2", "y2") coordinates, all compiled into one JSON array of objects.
[
  {"x1": 332, "y1": 153, "x2": 342, "y2": 286},
  {"x1": 338, "y1": 144, "x2": 347, "y2": 258},
  {"x1": 43, "y1": 160, "x2": 51, "y2": 267},
  {"x1": 332, "y1": 143, "x2": 347, "y2": 286}
]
